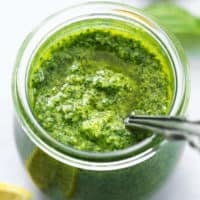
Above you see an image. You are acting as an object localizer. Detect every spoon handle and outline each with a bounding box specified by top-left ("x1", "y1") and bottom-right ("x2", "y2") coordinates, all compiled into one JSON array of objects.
[{"x1": 124, "y1": 116, "x2": 200, "y2": 151}]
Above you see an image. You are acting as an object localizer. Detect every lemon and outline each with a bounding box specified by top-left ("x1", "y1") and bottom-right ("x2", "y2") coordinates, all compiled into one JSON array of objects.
[
  {"x1": 0, "y1": 183, "x2": 32, "y2": 200},
  {"x1": 26, "y1": 148, "x2": 58, "y2": 190},
  {"x1": 26, "y1": 148, "x2": 79, "y2": 197},
  {"x1": 58, "y1": 164, "x2": 79, "y2": 198}
]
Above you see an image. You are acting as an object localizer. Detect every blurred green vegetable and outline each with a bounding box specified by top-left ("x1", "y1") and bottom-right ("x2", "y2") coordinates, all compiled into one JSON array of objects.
[{"x1": 144, "y1": 3, "x2": 200, "y2": 52}]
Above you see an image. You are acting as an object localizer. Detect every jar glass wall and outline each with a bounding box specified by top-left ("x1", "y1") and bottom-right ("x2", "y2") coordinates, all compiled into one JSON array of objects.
[{"x1": 12, "y1": 2, "x2": 189, "y2": 200}]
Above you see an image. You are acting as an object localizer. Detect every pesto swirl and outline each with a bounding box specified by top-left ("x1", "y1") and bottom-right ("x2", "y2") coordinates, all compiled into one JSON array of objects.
[{"x1": 29, "y1": 29, "x2": 173, "y2": 152}]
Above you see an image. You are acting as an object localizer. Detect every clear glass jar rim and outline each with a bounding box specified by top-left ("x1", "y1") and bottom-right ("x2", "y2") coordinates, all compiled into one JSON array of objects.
[{"x1": 12, "y1": 1, "x2": 189, "y2": 170}]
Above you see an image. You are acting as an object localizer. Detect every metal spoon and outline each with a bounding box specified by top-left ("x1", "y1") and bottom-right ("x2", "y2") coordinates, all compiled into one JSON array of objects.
[{"x1": 124, "y1": 115, "x2": 200, "y2": 151}]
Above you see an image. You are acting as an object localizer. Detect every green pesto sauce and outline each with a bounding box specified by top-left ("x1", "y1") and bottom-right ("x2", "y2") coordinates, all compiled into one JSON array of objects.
[{"x1": 28, "y1": 26, "x2": 174, "y2": 152}]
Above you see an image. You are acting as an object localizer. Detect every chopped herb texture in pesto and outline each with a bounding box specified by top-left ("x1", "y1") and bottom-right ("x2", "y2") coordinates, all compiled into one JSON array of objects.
[{"x1": 28, "y1": 28, "x2": 174, "y2": 152}]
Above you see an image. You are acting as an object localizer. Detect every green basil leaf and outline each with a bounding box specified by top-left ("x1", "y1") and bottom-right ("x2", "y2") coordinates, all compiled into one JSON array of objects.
[
  {"x1": 144, "y1": 3, "x2": 200, "y2": 35},
  {"x1": 143, "y1": 3, "x2": 200, "y2": 52}
]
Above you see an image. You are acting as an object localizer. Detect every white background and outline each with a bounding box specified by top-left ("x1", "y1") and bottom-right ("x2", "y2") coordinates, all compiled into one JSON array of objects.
[{"x1": 0, "y1": 0, "x2": 200, "y2": 199}]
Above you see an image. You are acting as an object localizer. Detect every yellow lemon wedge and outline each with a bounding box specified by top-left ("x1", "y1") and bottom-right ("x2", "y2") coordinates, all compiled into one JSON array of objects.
[
  {"x1": 0, "y1": 183, "x2": 32, "y2": 200},
  {"x1": 58, "y1": 164, "x2": 79, "y2": 198},
  {"x1": 26, "y1": 148, "x2": 58, "y2": 190},
  {"x1": 26, "y1": 148, "x2": 79, "y2": 198}
]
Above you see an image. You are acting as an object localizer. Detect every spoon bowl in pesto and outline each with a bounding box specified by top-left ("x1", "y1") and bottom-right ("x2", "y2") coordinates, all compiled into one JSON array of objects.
[{"x1": 125, "y1": 115, "x2": 200, "y2": 152}]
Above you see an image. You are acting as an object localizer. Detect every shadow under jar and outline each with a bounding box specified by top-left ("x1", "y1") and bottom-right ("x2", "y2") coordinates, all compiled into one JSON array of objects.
[{"x1": 12, "y1": 2, "x2": 190, "y2": 200}]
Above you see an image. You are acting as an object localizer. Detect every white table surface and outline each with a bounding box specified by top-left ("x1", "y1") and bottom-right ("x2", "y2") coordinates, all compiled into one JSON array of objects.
[{"x1": 0, "y1": 0, "x2": 200, "y2": 199}]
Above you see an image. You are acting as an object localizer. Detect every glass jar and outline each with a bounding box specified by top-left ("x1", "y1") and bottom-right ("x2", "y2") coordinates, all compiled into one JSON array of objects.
[{"x1": 12, "y1": 2, "x2": 190, "y2": 200}]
